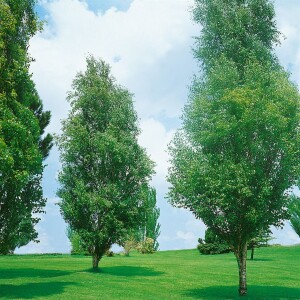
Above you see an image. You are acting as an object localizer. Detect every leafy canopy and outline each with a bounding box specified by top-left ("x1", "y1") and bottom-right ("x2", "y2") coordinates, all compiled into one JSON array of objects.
[
  {"x1": 123, "y1": 186, "x2": 160, "y2": 253},
  {"x1": 168, "y1": 0, "x2": 300, "y2": 253},
  {"x1": 168, "y1": 0, "x2": 300, "y2": 295},
  {"x1": 57, "y1": 56, "x2": 154, "y2": 268},
  {"x1": 0, "y1": 0, "x2": 51, "y2": 253}
]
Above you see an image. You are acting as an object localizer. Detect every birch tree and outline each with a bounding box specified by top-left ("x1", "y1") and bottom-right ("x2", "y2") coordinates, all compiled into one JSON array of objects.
[{"x1": 168, "y1": 0, "x2": 300, "y2": 296}]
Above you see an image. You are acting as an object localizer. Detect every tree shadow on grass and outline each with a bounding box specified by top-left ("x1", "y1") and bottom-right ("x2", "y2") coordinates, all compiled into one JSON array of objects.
[
  {"x1": 87, "y1": 266, "x2": 164, "y2": 277},
  {"x1": 0, "y1": 268, "x2": 71, "y2": 280},
  {"x1": 247, "y1": 258, "x2": 274, "y2": 262},
  {"x1": 0, "y1": 281, "x2": 77, "y2": 299},
  {"x1": 184, "y1": 285, "x2": 300, "y2": 299}
]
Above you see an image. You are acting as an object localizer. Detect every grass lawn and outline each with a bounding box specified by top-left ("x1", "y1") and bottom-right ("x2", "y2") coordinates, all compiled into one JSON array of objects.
[{"x1": 0, "y1": 245, "x2": 299, "y2": 299}]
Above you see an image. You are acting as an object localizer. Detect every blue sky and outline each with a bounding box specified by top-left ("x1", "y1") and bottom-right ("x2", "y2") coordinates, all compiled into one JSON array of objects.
[
  {"x1": 17, "y1": 0, "x2": 300, "y2": 253},
  {"x1": 36, "y1": 0, "x2": 133, "y2": 12},
  {"x1": 86, "y1": 0, "x2": 133, "y2": 12}
]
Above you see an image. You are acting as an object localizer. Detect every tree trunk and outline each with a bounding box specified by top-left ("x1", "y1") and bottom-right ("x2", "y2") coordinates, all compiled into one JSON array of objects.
[
  {"x1": 92, "y1": 252, "x2": 101, "y2": 270},
  {"x1": 250, "y1": 246, "x2": 254, "y2": 260},
  {"x1": 235, "y1": 243, "x2": 248, "y2": 296}
]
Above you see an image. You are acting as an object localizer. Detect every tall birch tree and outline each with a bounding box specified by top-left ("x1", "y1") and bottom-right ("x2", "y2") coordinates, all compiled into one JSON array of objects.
[
  {"x1": 57, "y1": 56, "x2": 154, "y2": 270},
  {"x1": 168, "y1": 0, "x2": 300, "y2": 296}
]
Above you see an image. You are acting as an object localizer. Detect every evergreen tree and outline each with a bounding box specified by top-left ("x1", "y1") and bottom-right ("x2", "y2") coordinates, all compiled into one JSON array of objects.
[
  {"x1": 57, "y1": 56, "x2": 154, "y2": 270},
  {"x1": 0, "y1": 0, "x2": 52, "y2": 253},
  {"x1": 168, "y1": 0, "x2": 300, "y2": 295},
  {"x1": 197, "y1": 228, "x2": 232, "y2": 255}
]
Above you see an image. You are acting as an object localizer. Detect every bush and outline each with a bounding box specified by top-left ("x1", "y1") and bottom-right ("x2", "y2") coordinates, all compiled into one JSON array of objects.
[
  {"x1": 136, "y1": 238, "x2": 155, "y2": 254},
  {"x1": 105, "y1": 250, "x2": 114, "y2": 257},
  {"x1": 123, "y1": 238, "x2": 137, "y2": 256},
  {"x1": 197, "y1": 241, "x2": 231, "y2": 255},
  {"x1": 197, "y1": 229, "x2": 232, "y2": 255}
]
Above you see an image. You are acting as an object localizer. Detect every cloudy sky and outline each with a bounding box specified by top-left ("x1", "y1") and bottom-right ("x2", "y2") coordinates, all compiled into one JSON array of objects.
[{"x1": 16, "y1": 0, "x2": 300, "y2": 253}]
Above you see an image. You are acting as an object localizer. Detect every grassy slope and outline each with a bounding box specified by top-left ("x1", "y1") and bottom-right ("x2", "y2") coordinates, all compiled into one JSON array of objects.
[{"x1": 0, "y1": 245, "x2": 299, "y2": 300}]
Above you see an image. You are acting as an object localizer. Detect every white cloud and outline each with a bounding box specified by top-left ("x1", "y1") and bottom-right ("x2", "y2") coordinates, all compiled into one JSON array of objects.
[
  {"x1": 275, "y1": 1, "x2": 300, "y2": 85},
  {"x1": 47, "y1": 197, "x2": 60, "y2": 205},
  {"x1": 175, "y1": 217, "x2": 206, "y2": 249},
  {"x1": 177, "y1": 230, "x2": 197, "y2": 249},
  {"x1": 139, "y1": 118, "x2": 175, "y2": 188},
  {"x1": 271, "y1": 223, "x2": 300, "y2": 246},
  {"x1": 30, "y1": 0, "x2": 197, "y2": 134},
  {"x1": 158, "y1": 210, "x2": 205, "y2": 250},
  {"x1": 16, "y1": 198, "x2": 70, "y2": 254},
  {"x1": 185, "y1": 218, "x2": 206, "y2": 237},
  {"x1": 15, "y1": 226, "x2": 54, "y2": 254},
  {"x1": 176, "y1": 230, "x2": 195, "y2": 240}
]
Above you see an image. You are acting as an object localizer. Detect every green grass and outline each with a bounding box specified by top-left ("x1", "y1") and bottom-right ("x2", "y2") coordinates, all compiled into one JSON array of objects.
[{"x1": 0, "y1": 245, "x2": 299, "y2": 299}]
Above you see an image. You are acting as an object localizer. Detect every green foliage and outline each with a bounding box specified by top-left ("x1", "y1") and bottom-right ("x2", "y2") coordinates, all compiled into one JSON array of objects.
[
  {"x1": 66, "y1": 227, "x2": 89, "y2": 256},
  {"x1": 169, "y1": 6, "x2": 300, "y2": 249},
  {"x1": 120, "y1": 186, "x2": 160, "y2": 255},
  {"x1": 0, "y1": 0, "x2": 52, "y2": 253},
  {"x1": 197, "y1": 228, "x2": 232, "y2": 255},
  {"x1": 197, "y1": 242, "x2": 231, "y2": 255},
  {"x1": 198, "y1": 228, "x2": 272, "y2": 257},
  {"x1": 193, "y1": 0, "x2": 280, "y2": 75},
  {"x1": 248, "y1": 229, "x2": 272, "y2": 249},
  {"x1": 57, "y1": 56, "x2": 154, "y2": 269},
  {"x1": 136, "y1": 238, "x2": 155, "y2": 254},
  {"x1": 137, "y1": 187, "x2": 160, "y2": 249},
  {"x1": 122, "y1": 235, "x2": 137, "y2": 256},
  {"x1": 143, "y1": 188, "x2": 160, "y2": 251},
  {"x1": 0, "y1": 0, "x2": 53, "y2": 159},
  {"x1": 248, "y1": 229, "x2": 272, "y2": 260},
  {"x1": 105, "y1": 250, "x2": 114, "y2": 257},
  {"x1": 203, "y1": 228, "x2": 222, "y2": 244},
  {"x1": 168, "y1": 0, "x2": 300, "y2": 295},
  {"x1": 289, "y1": 195, "x2": 300, "y2": 237},
  {"x1": 0, "y1": 92, "x2": 44, "y2": 254}
]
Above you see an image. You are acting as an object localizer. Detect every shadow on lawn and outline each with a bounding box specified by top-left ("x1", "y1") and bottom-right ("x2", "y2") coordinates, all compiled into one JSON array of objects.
[
  {"x1": 0, "y1": 281, "x2": 76, "y2": 299},
  {"x1": 247, "y1": 258, "x2": 274, "y2": 262},
  {"x1": 88, "y1": 266, "x2": 164, "y2": 277},
  {"x1": 184, "y1": 285, "x2": 300, "y2": 299},
  {"x1": 0, "y1": 268, "x2": 71, "y2": 280}
]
